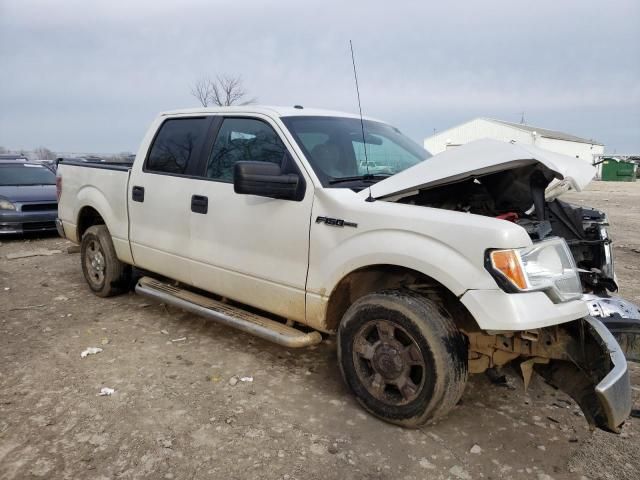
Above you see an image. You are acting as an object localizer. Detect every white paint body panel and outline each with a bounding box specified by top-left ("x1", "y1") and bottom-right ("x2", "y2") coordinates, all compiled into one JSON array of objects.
[
  {"x1": 188, "y1": 173, "x2": 313, "y2": 321},
  {"x1": 56, "y1": 163, "x2": 133, "y2": 264},
  {"x1": 187, "y1": 179, "x2": 311, "y2": 321},
  {"x1": 128, "y1": 171, "x2": 195, "y2": 285},
  {"x1": 57, "y1": 106, "x2": 595, "y2": 335},
  {"x1": 460, "y1": 290, "x2": 589, "y2": 331},
  {"x1": 306, "y1": 188, "x2": 531, "y2": 296}
]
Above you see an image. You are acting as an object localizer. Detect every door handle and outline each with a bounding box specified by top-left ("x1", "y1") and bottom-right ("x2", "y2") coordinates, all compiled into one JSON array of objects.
[
  {"x1": 132, "y1": 186, "x2": 145, "y2": 202},
  {"x1": 191, "y1": 195, "x2": 208, "y2": 214}
]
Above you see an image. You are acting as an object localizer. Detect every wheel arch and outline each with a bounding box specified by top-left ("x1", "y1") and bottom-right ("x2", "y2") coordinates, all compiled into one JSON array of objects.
[
  {"x1": 323, "y1": 264, "x2": 479, "y2": 333},
  {"x1": 77, "y1": 205, "x2": 106, "y2": 240},
  {"x1": 70, "y1": 183, "x2": 132, "y2": 264}
]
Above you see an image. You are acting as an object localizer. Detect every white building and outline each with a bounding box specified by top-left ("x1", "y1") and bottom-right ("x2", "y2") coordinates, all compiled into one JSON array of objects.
[{"x1": 424, "y1": 118, "x2": 604, "y2": 163}]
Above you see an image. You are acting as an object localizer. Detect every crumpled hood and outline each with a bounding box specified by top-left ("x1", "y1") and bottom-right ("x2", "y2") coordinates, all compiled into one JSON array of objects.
[{"x1": 361, "y1": 139, "x2": 596, "y2": 200}]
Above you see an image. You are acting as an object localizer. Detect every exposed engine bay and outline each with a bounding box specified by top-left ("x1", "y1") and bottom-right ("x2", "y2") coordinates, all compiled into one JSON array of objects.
[
  {"x1": 396, "y1": 164, "x2": 617, "y2": 295},
  {"x1": 393, "y1": 162, "x2": 640, "y2": 362}
]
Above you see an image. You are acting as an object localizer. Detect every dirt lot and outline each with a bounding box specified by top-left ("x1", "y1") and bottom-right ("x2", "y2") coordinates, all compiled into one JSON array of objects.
[{"x1": 1, "y1": 181, "x2": 639, "y2": 480}]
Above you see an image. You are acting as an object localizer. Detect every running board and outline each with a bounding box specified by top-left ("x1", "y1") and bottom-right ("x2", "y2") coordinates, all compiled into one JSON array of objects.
[{"x1": 135, "y1": 276, "x2": 323, "y2": 348}]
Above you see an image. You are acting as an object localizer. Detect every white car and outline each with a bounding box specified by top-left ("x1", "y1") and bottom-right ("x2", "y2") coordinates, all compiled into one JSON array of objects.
[
  {"x1": 56, "y1": 106, "x2": 633, "y2": 432},
  {"x1": 358, "y1": 161, "x2": 392, "y2": 175}
]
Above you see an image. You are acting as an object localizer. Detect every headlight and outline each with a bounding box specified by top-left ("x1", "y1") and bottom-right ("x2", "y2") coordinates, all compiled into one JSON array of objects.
[
  {"x1": 487, "y1": 237, "x2": 582, "y2": 303},
  {"x1": 599, "y1": 221, "x2": 615, "y2": 281},
  {"x1": 0, "y1": 198, "x2": 16, "y2": 210}
]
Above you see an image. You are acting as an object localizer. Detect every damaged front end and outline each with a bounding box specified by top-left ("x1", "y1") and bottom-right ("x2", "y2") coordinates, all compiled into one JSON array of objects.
[
  {"x1": 364, "y1": 140, "x2": 636, "y2": 430},
  {"x1": 534, "y1": 199, "x2": 640, "y2": 362},
  {"x1": 372, "y1": 139, "x2": 640, "y2": 362},
  {"x1": 466, "y1": 316, "x2": 632, "y2": 432},
  {"x1": 584, "y1": 294, "x2": 640, "y2": 363}
]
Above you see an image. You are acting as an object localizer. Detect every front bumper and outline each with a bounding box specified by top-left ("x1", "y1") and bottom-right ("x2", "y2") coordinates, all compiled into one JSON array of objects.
[
  {"x1": 584, "y1": 316, "x2": 632, "y2": 432},
  {"x1": 460, "y1": 289, "x2": 589, "y2": 331},
  {"x1": 0, "y1": 209, "x2": 58, "y2": 235},
  {"x1": 55, "y1": 218, "x2": 65, "y2": 238},
  {"x1": 583, "y1": 294, "x2": 640, "y2": 363},
  {"x1": 0, "y1": 204, "x2": 58, "y2": 235}
]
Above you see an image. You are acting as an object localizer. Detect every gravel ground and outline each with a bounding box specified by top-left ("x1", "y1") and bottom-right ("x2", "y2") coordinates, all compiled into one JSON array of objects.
[{"x1": 1, "y1": 181, "x2": 639, "y2": 480}]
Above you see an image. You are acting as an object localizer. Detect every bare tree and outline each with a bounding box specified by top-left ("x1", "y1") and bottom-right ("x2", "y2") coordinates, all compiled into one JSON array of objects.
[
  {"x1": 34, "y1": 146, "x2": 56, "y2": 160},
  {"x1": 190, "y1": 75, "x2": 256, "y2": 107},
  {"x1": 0, "y1": 146, "x2": 7, "y2": 154},
  {"x1": 191, "y1": 78, "x2": 212, "y2": 107}
]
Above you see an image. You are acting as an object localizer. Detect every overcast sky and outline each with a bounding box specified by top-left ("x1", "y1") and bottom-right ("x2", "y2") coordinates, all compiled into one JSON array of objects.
[{"x1": 1, "y1": 0, "x2": 638, "y2": 154}]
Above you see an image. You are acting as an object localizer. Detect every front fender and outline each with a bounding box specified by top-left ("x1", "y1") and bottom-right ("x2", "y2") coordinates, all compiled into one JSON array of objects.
[{"x1": 307, "y1": 229, "x2": 497, "y2": 298}]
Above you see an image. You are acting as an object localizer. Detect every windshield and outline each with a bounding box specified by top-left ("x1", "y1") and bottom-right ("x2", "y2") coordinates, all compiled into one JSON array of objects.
[
  {"x1": 0, "y1": 165, "x2": 56, "y2": 186},
  {"x1": 281, "y1": 116, "x2": 431, "y2": 187}
]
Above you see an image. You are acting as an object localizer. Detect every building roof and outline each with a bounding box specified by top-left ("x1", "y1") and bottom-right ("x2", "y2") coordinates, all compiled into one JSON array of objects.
[{"x1": 485, "y1": 118, "x2": 603, "y2": 146}]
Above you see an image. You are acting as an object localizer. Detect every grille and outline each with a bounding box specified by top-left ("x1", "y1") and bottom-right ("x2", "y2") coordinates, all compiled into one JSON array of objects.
[
  {"x1": 21, "y1": 203, "x2": 58, "y2": 212},
  {"x1": 23, "y1": 221, "x2": 56, "y2": 231}
]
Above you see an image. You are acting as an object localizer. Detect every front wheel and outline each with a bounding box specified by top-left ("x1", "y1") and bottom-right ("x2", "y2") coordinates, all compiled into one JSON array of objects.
[
  {"x1": 337, "y1": 290, "x2": 468, "y2": 427},
  {"x1": 80, "y1": 225, "x2": 131, "y2": 297}
]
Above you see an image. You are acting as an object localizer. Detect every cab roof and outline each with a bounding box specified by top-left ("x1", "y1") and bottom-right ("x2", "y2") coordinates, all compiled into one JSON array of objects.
[{"x1": 160, "y1": 105, "x2": 381, "y2": 122}]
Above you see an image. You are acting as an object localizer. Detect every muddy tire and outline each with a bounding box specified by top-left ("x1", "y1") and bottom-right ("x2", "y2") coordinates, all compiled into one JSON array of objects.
[
  {"x1": 337, "y1": 289, "x2": 468, "y2": 428},
  {"x1": 80, "y1": 225, "x2": 130, "y2": 297}
]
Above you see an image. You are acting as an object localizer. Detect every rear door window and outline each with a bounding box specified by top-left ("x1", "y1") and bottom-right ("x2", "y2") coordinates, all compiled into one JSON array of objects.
[{"x1": 146, "y1": 117, "x2": 209, "y2": 175}]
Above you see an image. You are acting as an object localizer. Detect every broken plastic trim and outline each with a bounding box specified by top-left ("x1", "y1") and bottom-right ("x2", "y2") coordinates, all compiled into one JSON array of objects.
[
  {"x1": 583, "y1": 293, "x2": 640, "y2": 362},
  {"x1": 534, "y1": 316, "x2": 631, "y2": 433}
]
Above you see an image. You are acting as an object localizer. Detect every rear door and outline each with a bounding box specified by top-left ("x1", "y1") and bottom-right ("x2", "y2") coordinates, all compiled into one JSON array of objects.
[
  {"x1": 128, "y1": 115, "x2": 214, "y2": 284},
  {"x1": 187, "y1": 115, "x2": 314, "y2": 321}
]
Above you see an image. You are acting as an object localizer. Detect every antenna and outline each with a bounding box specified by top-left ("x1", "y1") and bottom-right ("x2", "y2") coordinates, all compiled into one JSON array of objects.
[{"x1": 349, "y1": 40, "x2": 375, "y2": 202}]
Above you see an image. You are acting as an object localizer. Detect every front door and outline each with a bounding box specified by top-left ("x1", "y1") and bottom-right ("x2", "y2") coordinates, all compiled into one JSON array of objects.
[{"x1": 188, "y1": 115, "x2": 313, "y2": 321}]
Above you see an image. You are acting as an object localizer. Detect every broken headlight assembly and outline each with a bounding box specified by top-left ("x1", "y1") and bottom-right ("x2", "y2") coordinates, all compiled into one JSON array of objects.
[{"x1": 486, "y1": 237, "x2": 583, "y2": 303}]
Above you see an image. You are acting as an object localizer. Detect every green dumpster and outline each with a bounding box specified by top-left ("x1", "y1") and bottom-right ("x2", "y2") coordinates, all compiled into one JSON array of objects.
[{"x1": 601, "y1": 159, "x2": 636, "y2": 182}]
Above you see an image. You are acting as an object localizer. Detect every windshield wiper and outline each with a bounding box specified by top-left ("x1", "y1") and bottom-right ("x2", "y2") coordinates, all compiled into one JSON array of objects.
[{"x1": 329, "y1": 173, "x2": 391, "y2": 185}]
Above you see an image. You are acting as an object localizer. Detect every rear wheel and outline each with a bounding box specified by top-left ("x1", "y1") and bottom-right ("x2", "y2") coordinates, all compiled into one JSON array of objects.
[
  {"x1": 81, "y1": 225, "x2": 130, "y2": 297},
  {"x1": 337, "y1": 289, "x2": 468, "y2": 427}
]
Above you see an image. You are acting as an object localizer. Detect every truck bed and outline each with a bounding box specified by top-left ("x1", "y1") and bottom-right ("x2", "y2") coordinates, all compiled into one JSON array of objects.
[
  {"x1": 56, "y1": 160, "x2": 133, "y2": 264},
  {"x1": 56, "y1": 159, "x2": 133, "y2": 171}
]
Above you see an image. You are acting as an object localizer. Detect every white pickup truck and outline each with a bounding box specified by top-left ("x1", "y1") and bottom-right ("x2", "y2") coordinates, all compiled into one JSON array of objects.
[{"x1": 56, "y1": 106, "x2": 635, "y2": 432}]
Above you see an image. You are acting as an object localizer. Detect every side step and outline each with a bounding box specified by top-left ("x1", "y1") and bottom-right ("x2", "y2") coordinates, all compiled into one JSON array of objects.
[{"x1": 135, "y1": 276, "x2": 323, "y2": 348}]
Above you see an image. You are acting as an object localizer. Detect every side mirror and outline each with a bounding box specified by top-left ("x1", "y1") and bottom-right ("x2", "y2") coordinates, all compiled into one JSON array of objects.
[{"x1": 234, "y1": 161, "x2": 300, "y2": 200}]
